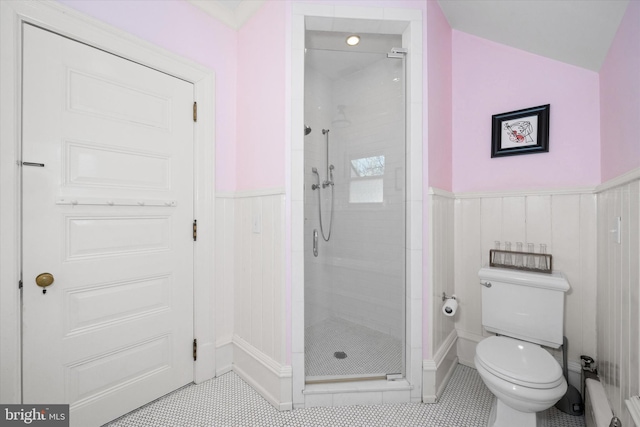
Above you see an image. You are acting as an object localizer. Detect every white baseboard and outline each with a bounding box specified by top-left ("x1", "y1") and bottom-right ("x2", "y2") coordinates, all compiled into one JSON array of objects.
[
  {"x1": 215, "y1": 337, "x2": 234, "y2": 376},
  {"x1": 567, "y1": 361, "x2": 582, "y2": 392},
  {"x1": 456, "y1": 329, "x2": 484, "y2": 368},
  {"x1": 423, "y1": 329, "x2": 458, "y2": 403},
  {"x1": 422, "y1": 356, "x2": 459, "y2": 404},
  {"x1": 232, "y1": 335, "x2": 292, "y2": 411},
  {"x1": 195, "y1": 341, "x2": 217, "y2": 383}
]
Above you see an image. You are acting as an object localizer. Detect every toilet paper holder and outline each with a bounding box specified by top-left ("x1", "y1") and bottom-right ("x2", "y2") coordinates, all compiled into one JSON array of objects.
[
  {"x1": 442, "y1": 292, "x2": 456, "y2": 302},
  {"x1": 442, "y1": 293, "x2": 458, "y2": 316}
]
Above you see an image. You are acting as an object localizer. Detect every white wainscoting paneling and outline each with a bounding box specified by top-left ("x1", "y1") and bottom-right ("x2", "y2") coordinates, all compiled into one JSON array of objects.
[
  {"x1": 596, "y1": 170, "x2": 640, "y2": 427},
  {"x1": 215, "y1": 195, "x2": 235, "y2": 374},
  {"x1": 453, "y1": 190, "x2": 598, "y2": 375},
  {"x1": 215, "y1": 190, "x2": 291, "y2": 410},
  {"x1": 233, "y1": 190, "x2": 286, "y2": 365},
  {"x1": 429, "y1": 190, "x2": 456, "y2": 353},
  {"x1": 423, "y1": 189, "x2": 458, "y2": 403}
]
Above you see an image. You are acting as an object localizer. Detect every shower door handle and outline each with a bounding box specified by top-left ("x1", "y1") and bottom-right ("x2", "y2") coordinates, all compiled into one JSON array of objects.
[{"x1": 313, "y1": 229, "x2": 319, "y2": 257}]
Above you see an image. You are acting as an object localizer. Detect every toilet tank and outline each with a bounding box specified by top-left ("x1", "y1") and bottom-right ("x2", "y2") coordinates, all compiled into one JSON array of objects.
[{"x1": 478, "y1": 266, "x2": 570, "y2": 348}]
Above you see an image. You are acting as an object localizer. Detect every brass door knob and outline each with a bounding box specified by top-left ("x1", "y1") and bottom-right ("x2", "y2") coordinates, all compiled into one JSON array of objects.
[{"x1": 35, "y1": 273, "x2": 54, "y2": 288}]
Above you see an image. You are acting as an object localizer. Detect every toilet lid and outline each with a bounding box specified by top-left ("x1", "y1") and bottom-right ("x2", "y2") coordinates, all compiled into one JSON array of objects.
[{"x1": 476, "y1": 336, "x2": 564, "y2": 389}]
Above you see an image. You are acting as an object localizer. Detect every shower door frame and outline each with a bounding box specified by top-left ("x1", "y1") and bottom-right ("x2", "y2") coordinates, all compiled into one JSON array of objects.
[{"x1": 289, "y1": 4, "x2": 424, "y2": 408}]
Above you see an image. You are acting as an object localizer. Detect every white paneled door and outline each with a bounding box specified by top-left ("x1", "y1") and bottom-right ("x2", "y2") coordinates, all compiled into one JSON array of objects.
[{"x1": 22, "y1": 24, "x2": 194, "y2": 426}]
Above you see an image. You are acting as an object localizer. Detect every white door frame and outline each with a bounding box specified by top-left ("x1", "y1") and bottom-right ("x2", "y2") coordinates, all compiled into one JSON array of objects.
[
  {"x1": 289, "y1": 4, "x2": 424, "y2": 407},
  {"x1": 0, "y1": 0, "x2": 216, "y2": 403}
]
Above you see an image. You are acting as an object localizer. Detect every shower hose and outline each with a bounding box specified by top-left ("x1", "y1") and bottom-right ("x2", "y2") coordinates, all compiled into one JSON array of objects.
[{"x1": 316, "y1": 175, "x2": 334, "y2": 242}]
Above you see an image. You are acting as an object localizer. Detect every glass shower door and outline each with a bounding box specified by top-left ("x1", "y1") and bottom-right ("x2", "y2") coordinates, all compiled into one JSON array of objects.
[{"x1": 304, "y1": 46, "x2": 406, "y2": 382}]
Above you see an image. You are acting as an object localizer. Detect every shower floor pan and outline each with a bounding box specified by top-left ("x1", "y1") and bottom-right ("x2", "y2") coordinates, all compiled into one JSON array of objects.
[{"x1": 305, "y1": 317, "x2": 402, "y2": 383}]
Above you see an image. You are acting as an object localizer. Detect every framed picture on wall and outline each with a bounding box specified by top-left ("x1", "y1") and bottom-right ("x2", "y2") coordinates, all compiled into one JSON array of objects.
[{"x1": 491, "y1": 104, "x2": 550, "y2": 158}]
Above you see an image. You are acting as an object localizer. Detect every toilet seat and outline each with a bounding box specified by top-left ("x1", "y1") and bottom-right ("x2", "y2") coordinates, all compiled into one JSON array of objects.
[{"x1": 476, "y1": 336, "x2": 564, "y2": 389}]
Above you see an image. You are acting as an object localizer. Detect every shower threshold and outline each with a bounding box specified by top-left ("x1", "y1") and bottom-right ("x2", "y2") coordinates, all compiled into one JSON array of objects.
[
  {"x1": 306, "y1": 373, "x2": 404, "y2": 384},
  {"x1": 306, "y1": 373, "x2": 387, "y2": 384},
  {"x1": 302, "y1": 375, "x2": 414, "y2": 404}
]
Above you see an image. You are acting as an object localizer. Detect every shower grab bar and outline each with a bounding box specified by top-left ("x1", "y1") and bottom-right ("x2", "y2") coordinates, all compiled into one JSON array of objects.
[
  {"x1": 322, "y1": 129, "x2": 330, "y2": 182},
  {"x1": 311, "y1": 167, "x2": 320, "y2": 190},
  {"x1": 313, "y1": 229, "x2": 318, "y2": 257}
]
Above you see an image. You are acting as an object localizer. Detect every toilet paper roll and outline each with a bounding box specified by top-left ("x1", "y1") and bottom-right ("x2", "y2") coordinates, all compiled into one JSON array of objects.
[{"x1": 442, "y1": 298, "x2": 458, "y2": 317}]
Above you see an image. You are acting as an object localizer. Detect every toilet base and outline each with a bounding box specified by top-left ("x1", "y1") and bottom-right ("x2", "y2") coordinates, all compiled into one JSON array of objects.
[{"x1": 488, "y1": 398, "x2": 549, "y2": 427}]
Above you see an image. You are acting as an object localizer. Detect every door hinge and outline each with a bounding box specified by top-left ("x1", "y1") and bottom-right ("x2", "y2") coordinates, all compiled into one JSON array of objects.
[
  {"x1": 193, "y1": 102, "x2": 197, "y2": 122},
  {"x1": 193, "y1": 338, "x2": 197, "y2": 361},
  {"x1": 18, "y1": 280, "x2": 23, "y2": 289},
  {"x1": 193, "y1": 219, "x2": 197, "y2": 241}
]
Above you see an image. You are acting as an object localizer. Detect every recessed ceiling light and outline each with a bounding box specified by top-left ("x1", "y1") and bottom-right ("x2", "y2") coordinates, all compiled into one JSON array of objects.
[{"x1": 346, "y1": 35, "x2": 360, "y2": 46}]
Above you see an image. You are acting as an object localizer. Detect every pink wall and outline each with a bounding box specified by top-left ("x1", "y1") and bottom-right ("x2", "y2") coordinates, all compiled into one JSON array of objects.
[
  {"x1": 600, "y1": 1, "x2": 640, "y2": 183},
  {"x1": 235, "y1": 0, "x2": 288, "y2": 191},
  {"x1": 234, "y1": 0, "x2": 429, "y2": 192},
  {"x1": 452, "y1": 31, "x2": 601, "y2": 193},
  {"x1": 57, "y1": 0, "x2": 238, "y2": 192},
  {"x1": 427, "y1": 1, "x2": 453, "y2": 191}
]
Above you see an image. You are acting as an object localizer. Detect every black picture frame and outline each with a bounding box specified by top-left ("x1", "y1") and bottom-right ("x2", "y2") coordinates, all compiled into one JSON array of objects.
[{"x1": 491, "y1": 104, "x2": 550, "y2": 158}]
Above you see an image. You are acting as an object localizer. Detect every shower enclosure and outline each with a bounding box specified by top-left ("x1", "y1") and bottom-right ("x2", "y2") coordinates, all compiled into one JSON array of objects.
[{"x1": 304, "y1": 31, "x2": 406, "y2": 383}]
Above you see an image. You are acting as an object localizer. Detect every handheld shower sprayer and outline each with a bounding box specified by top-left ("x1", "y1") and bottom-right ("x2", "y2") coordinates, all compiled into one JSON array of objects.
[
  {"x1": 311, "y1": 167, "x2": 320, "y2": 190},
  {"x1": 310, "y1": 128, "x2": 335, "y2": 242},
  {"x1": 323, "y1": 165, "x2": 334, "y2": 188},
  {"x1": 310, "y1": 164, "x2": 334, "y2": 242}
]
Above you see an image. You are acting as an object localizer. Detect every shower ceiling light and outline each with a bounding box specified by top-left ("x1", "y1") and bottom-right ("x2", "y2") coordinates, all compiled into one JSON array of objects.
[
  {"x1": 346, "y1": 35, "x2": 360, "y2": 46},
  {"x1": 332, "y1": 105, "x2": 351, "y2": 128}
]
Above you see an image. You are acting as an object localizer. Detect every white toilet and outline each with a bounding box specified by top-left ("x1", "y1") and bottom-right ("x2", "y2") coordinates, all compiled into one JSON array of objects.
[{"x1": 475, "y1": 266, "x2": 570, "y2": 427}]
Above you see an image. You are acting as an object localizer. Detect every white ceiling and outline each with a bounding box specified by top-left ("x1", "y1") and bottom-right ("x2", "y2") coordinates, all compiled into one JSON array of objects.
[
  {"x1": 216, "y1": 0, "x2": 243, "y2": 8},
  {"x1": 187, "y1": 0, "x2": 264, "y2": 29},
  {"x1": 437, "y1": 0, "x2": 629, "y2": 71},
  {"x1": 192, "y1": 0, "x2": 630, "y2": 71}
]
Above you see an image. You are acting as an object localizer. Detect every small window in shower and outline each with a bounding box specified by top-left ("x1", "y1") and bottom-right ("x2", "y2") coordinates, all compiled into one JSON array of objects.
[{"x1": 349, "y1": 155, "x2": 385, "y2": 203}]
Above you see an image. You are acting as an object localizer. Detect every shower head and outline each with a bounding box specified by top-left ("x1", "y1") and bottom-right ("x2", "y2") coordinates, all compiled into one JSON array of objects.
[{"x1": 304, "y1": 125, "x2": 312, "y2": 136}]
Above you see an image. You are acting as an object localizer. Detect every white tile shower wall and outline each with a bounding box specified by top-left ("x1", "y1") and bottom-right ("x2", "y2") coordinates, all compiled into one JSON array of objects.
[
  {"x1": 305, "y1": 53, "x2": 406, "y2": 338},
  {"x1": 304, "y1": 66, "x2": 334, "y2": 328},
  {"x1": 596, "y1": 171, "x2": 640, "y2": 427},
  {"x1": 453, "y1": 190, "x2": 598, "y2": 370}
]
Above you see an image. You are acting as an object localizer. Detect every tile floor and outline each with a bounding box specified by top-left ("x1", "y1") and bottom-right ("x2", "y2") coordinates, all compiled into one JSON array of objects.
[
  {"x1": 305, "y1": 317, "x2": 402, "y2": 378},
  {"x1": 104, "y1": 364, "x2": 586, "y2": 427}
]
